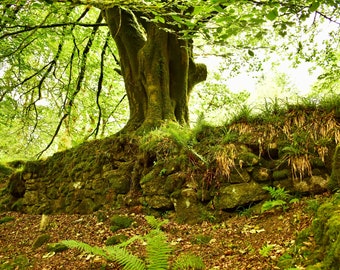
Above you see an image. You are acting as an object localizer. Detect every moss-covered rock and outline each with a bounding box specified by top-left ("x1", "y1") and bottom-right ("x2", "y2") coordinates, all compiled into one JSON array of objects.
[
  {"x1": 329, "y1": 145, "x2": 340, "y2": 191},
  {"x1": 32, "y1": 234, "x2": 50, "y2": 250},
  {"x1": 110, "y1": 215, "x2": 134, "y2": 232},
  {"x1": 213, "y1": 181, "x2": 268, "y2": 210}
]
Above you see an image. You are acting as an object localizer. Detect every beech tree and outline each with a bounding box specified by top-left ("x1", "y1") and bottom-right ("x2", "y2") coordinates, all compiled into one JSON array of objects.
[{"x1": 1, "y1": 0, "x2": 339, "y2": 155}]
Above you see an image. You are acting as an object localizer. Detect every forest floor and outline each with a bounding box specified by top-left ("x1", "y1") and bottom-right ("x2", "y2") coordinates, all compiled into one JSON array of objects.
[{"x1": 0, "y1": 194, "x2": 326, "y2": 270}]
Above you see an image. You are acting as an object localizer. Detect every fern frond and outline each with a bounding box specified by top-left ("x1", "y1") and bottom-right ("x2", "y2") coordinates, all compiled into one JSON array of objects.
[
  {"x1": 61, "y1": 240, "x2": 107, "y2": 259},
  {"x1": 146, "y1": 230, "x2": 172, "y2": 270},
  {"x1": 172, "y1": 253, "x2": 205, "y2": 270},
  {"x1": 145, "y1": 216, "x2": 169, "y2": 230},
  {"x1": 116, "y1": 235, "x2": 142, "y2": 248},
  {"x1": 105, "y1": 246, "x2": 146, "y2": 270}
]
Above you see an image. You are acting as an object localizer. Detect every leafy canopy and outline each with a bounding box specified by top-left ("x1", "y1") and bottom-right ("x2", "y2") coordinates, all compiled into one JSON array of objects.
[{"x1": 0, "y1": 0, "x2": 339, "y2": 158}]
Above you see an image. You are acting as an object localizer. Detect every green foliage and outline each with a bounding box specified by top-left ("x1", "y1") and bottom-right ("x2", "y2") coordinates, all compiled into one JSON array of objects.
[
  {"x1": 0, "y1": 216, "x2": 15, "y2": 224},
  {"x1": 259, "y1": 244, "x2": 274, "y2": 257},
  {"x1": 172, "y1": 253, "x2": 205, "y2": 270},
  {"x1": 62, "y1": 227, "x2": 172, "y2": 270},
  {"x1": 0, "y1": 255, "x2": 30, "y2": 270},
  {"x1": 262, "y1": 186, "x2": 289, "y2": 201},
  {"x1": 191, "y1": 234, "x2": 212, "y2": 245},
  {"x1": 105, "y1": 235, "x2": 128, "y2": 246},
  {"x1": 144, "y1": 215, "x2": 168, "y2": 230},
  {"x1": 261, "y1": 186, "x2": 298, "y2": 213}
]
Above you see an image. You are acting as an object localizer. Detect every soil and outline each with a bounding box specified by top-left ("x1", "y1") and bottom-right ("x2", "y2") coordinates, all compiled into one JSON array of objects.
[{"x1": 0, "y1": 194, "x2": 326, "y2": 270}]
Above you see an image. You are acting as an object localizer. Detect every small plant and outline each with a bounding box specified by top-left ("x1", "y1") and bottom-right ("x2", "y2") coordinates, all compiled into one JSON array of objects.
[
  {"x1": 0, "y1": 255, "x2": 30, "y2": 269},
  {"x1": 0, "y1": 216, "x2": 15, "y2": 224},
  {"x1": 261, "y1": 186, "x2": 298, "y2": 213},
  {"x1": 172, "y1": 253, "x2": 205, "y2": 270},
  {"x1": 191, "y1": 234, "x2": 212, "y2": 245},
  {"x1": 259, "y1": 243, "x2": 274, "y2": 257},
  {"x1": 59, "y1": 216, "x2": 178, "y2": 270}
]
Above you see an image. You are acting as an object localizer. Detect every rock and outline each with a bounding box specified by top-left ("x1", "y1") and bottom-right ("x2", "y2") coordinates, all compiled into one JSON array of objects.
[
  {"x1": 214, "y1": 181, "x2": 267, "y2": 210},
  {"x1": 171, "y1": 188, "x2": 209, "y2": 224},
  {"x1": 143, "y1": 195, "x2": 173, "y2": 210}
]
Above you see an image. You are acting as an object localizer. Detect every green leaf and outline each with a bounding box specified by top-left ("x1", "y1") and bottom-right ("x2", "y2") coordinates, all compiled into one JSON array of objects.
[
  {"x1": 309, "y1": 1, "x2": 320, "y2": 12},
  {"x1": 155, "y1": 16, "x2": 165, "y2": 24},
  {"x1": 266, "y1": 8, "x2": 279, "y2": 21},
  {"x1": 248, "y1": 50, "x2": 255, "y2": 57}
]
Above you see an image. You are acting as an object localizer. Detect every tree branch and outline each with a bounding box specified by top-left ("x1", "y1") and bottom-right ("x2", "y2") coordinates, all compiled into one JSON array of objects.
[{"x1": 0, "y1": 22, "x2": 107, "y2": 39}]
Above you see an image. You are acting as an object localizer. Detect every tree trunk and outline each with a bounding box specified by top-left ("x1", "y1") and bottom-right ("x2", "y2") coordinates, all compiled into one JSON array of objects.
[{"x1": 104, "y1": 8, "x2": 207, "y2": 133}]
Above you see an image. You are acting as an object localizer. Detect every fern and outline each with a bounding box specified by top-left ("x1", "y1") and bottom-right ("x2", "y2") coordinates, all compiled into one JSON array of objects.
[
  {"x1": 61, "y1": 228, "x2": 172, "y2": 270},
  {"x1": 262, "y1": 186, "x2": 289, "y2": 200},
  {"x1": 61, "y1": 240, "x2": 108, "y2": 259},
  {"x1": 172, "y1": 253, "x2": 205, "y2": 270},
  {"x1": 146, "y1": 230, "x2": 172, "y2": 270},
  {"x1": 105, "y1": 246, "x2": 146, "y2": 270},
  {"x1": 144, "y1": 215, "x2": 168, "y2": 230}
]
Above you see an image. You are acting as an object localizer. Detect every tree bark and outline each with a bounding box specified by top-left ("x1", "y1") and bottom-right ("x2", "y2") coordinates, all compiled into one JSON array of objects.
[{"x1": 104, "y1": 7, "x2": 207, "y2": 133}]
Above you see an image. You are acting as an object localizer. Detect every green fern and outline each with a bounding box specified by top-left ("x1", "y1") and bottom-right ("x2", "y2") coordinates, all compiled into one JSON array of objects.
[
  {"x1": 61, "y1": 228, "x2": 171, "y2": 270},
  {"x1": 261, "y1": 186, "x2": 298, "y2": 213},
  {"x1": 105, "y1": 246, "x2": 146, "y2": 270},
  {"x1": 172, "y1": 253, "x2": 205, "y2": 270},
  {"x1": 146, "y1": 230, "x2": 172, "y2": 270},
  {"x1": 262, "y1": 186, "x2": 289, "y2": 201},
  {"x1": 144, "y1": 215, "x2": 169, "y2": 230}
]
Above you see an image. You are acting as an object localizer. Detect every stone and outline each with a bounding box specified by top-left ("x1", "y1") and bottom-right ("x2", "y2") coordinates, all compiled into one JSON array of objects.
[
  {"x1": 104, "y1": 171, "x2": 130, "y2": 194},
  {"x1": 214, "y1": 181, "x2": 267, "y2": 210},
  {"x1": 143, "y1": 195, "x2": 173, "y2": 210}
]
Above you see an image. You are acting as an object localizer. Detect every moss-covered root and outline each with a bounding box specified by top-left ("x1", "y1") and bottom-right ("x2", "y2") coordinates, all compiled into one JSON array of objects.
[{"x1": 329, "y1": 144, "x2": 340, "y2": 191}]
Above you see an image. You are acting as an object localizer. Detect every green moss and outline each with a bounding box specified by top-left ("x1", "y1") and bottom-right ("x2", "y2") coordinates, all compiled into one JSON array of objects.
[
  {"x1": 46, "y1": 243, "x2": 69, "y2": 253},
  {"x1": 110, "y1": 215, "x2": 134, "y2": 231},
  {"x1": 32, "y1": 234, "x2": 51, "y2": 250},
  {"x1": 0, "y1": 163, "x2": 13, "y2": 177},
  {"x1": 272, "y1": 169, "x2": 290, "y2": 181},
  {"x1": 105, "y1": 234, "x2": 128, "y2": 246},
  {"x1": 329, "y1": 145, "x2": 340, "y2": 191}
]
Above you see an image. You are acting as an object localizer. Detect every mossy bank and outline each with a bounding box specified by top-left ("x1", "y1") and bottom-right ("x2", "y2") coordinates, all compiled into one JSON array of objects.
[{"x1": 0, "y1": 105, "x2": 339, "y2": 224}]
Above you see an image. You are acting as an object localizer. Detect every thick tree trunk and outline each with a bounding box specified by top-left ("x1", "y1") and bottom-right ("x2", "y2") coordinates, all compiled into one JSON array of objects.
[{"x1": 104, "y1": 8, "x2": 207, "y2": 133}]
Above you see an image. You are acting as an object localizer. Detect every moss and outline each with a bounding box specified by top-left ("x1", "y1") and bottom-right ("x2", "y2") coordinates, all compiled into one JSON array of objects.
[
  {"x1": 110, "y1": 215, "x2": 134, "y2": 231},
  {"x1": 46, "y1": 243, "x2": 69, "y2": 253},
  {"x1": 272, "y1": 169, "x2": 290, "y2": 181},
  {"x1": 32, "y1": 234, "x2": 51, "y2": 250},
  {"x1": 105, "y1": 234, "x2": 128, "y2": 246},
  {"x1": 329, "y1": 145, "x2": 340, "y2": 191},
  {"x1": 0, "y1": 163, "x2": 13, "y2": 177}
]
